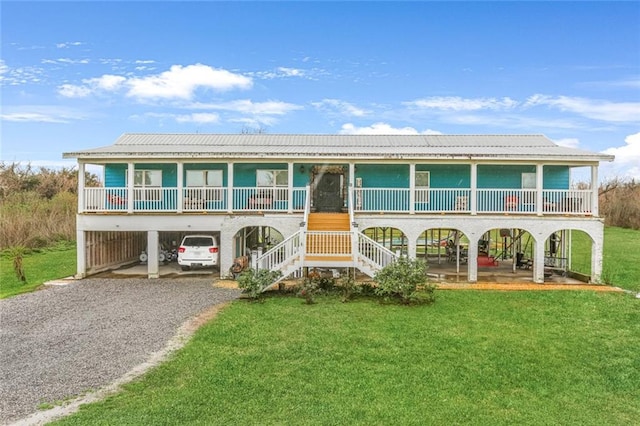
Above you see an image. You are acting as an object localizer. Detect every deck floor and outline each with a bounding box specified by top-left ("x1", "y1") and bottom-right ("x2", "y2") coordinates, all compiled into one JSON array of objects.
[{"x1": 424, "y1": 256, "x2": 583, "y2": 285}]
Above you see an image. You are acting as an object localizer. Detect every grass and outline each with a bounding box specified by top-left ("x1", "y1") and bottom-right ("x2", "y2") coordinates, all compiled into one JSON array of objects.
[
  {"x1": 53, "y1": 291, "x2": 640, "y2": 425},
  {"x1": 571, "y1": 227, "x2": 640, "y2": 292},
  {"x1": 0, "y1": 241, "x2": 76, "y2": 299}
]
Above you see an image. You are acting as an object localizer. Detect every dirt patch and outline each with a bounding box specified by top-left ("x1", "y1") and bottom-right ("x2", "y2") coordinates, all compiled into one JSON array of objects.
[
  {"x1": 436, "y1": 283, "x2": 624, "y2": 292},
  {"x1": 213, "y1": 279, "x2": 239, "y2": 289}
]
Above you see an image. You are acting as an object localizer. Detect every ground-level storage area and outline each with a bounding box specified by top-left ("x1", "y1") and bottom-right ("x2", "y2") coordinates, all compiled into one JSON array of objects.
[{"x1": 76, "y1": 213, "x2": 604, "y2": 284}]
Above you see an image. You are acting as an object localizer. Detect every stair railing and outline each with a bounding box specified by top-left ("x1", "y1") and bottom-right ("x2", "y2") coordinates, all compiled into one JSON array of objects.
[
  {"x1": 255, "y1": 186, "x2": 310, "y2": 275},
  {"x1": 357, "y1": 232, "x2": 398, "y2": 272},
  {"x1": 255, "y1": 230, "x2": 302, "y2": 272}
]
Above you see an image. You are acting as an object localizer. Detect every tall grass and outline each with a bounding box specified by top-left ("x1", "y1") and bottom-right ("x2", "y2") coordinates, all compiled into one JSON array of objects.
[
  {"x1": 599, "y1": 178, "x2": 640, "y2": 230},
  {"x1": 0, "y1": 191, "x2": 77, "y2": 249}
]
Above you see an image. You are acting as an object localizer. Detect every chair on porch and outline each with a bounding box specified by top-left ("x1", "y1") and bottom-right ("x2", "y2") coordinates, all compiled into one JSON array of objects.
[
  {"x1": 505, "y1": 195, "x2": 519, "y2": 211},
  {"x1": 455, "y1": 195, "x2": 468, "y2": 211}
]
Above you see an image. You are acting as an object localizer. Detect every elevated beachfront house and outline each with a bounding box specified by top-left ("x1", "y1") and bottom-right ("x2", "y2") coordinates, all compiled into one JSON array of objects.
[{"x1": 63, "y1": 133, "x2": 613, "y2": 284}]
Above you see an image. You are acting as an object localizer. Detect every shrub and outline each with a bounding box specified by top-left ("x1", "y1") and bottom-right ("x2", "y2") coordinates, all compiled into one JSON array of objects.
[
  {"x1": 8, "y1": 246, "x2": 28, "y2": 282},
  {"x1": 237, "y1": 268, "x2": 282, "y2": 301},
  {"x1": 338, "y1": 269, "x2": 360, "y2": 302},
  {"x1": 373, "y1": 257, "x2": 436, "y2": 305},
  {"x1": 298, "y1": 276, "x2": 320, "y2": 304}
]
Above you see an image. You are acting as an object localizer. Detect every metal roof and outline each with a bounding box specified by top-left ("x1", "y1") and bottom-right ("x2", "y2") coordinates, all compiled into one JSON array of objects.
[{"x1": 63, "y1": 133, "x2": 614, "y2": 163}]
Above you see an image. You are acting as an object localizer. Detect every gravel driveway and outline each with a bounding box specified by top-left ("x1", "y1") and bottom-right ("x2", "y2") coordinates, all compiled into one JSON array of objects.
[{"x1": 0, "y1": 278, "x2": 240, "y2": 424}]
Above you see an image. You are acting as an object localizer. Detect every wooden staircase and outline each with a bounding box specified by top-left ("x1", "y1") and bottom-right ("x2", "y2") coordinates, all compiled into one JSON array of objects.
[
  {"x1": 307, "y1": 213, "x2": 351, "y2": 231},
  {"x1": 305, "y1": 213, "x2": 352, "y2": 261}
]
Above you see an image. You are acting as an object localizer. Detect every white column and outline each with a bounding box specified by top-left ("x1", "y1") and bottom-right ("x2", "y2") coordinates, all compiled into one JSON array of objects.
[
  {"x1": 536, "y1": 164, "x2": 544, "y2": 216},
  {"x1": 147, "y1": 230, "x2": 159, "y2": 279},
  {"x1": 76, "y1": 230, "x2": 86, "y2": 278},
  {"x1": 127, "y1": 162, "x2": 135, "y2": 214},
  {"x1": 349, "y1": 163, "x2": 355, "y2": 186},
  {"x1": 467, "y1": 233, "x2": 478, "y2": 282},
  {"x1": 409, "y1": 163, "x2": 416, "y2": 214},
  {"x1": 177, "y1": 162, "x2": 184, "y2": 213},
  {"x1": 227, "y1": 162, "x2": 234, "y2": 213},
  {"x1": 591, "y1": 225, "x2": 604, "y2": 283},
  {"x1": 77, "y1": 162, "x2": 85, "y2": 214},
  {"x1": 591, "y1": 165, "x2": 599, "y2": 217},
  {"x1": 288, "y1": 162, "x2": 294, "y2": 213},
  {"x1": 533, "y1": 236, "x2": 545, "y2": 283},
  {"x1": 220, "y1": 226, "x2": 236, "y2": 279},
  {"x1": 470, "y1": 163, "x2": 477, "y2": 215},
  {"x1": 407, "y1": 235, "x2": 417, "y2": 260}
]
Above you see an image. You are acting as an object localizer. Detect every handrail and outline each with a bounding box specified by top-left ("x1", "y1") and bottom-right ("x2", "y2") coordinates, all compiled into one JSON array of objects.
[
  {"x1": 81, "y1": 186, "x2": 596, "y2": 216},
  {"x1": 357, "y1": 232, "x2": 398, "y2": 270},
  {"x1": 255, "y1": 230, "x2": 302, "y2": 271}
]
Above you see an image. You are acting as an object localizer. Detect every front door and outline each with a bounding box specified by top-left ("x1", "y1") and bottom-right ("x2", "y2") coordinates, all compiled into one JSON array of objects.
[{"x1": 315, "y1": 173, "x2": 343, "y2": 212}]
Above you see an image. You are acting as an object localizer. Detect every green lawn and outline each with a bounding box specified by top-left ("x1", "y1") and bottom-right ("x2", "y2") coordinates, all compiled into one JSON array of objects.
[
  {"x1": 54, "y1": 291, "x2": 639, "y2": 425},
  {"x1": 571, "y1": 227, "x2": 640, "y2": 292},
  {"x1": 0, "y1": 242, "x2": 76, "y2": 298}
]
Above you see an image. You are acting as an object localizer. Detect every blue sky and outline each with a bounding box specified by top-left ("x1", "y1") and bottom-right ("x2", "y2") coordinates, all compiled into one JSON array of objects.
[{"x1": 1, "y1": 1, "x2": 639, "y2": 180}]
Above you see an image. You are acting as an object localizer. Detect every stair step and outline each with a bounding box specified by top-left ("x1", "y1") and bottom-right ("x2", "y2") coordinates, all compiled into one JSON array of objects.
[{"x1": 307, "y1": 213, "x2": 350, "y2": 231}]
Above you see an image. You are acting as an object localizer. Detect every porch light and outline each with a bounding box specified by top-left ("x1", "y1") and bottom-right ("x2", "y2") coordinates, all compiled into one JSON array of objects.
[{"x1": 299, "y1": 165, "x2": 305, "y2": 173}]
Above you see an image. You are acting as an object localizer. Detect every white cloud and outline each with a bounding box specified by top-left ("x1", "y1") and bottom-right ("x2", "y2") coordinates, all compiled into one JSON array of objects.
[
  {"x1": 188, "y1": 99, "x2": 303, "y2": 116},
  {"x1": 175, "y1": 113, "x2": 220, "y2": 124},
  {"x1": 251, "y1": 67, "x2": 308, "y2": 79},
  {"x1": 553, "y1": 138, "x2": 580, "y2": 148},
  {"x1": 59, "y1": 75, "x2": 126, "y2": 97},
  {"x1": 277, "y1": 67, "x2": 303, "y2": 77},
  {"x1": 599, "y1": 132, "x2": 640, "y2": 180},
  {"x1": 525, "y1": 94, "x2": 640, "y2": 123},
  {"x1": 134, "y1": 60, "x2": 155, "y2": 64},
  {"x1": 58, "y1": 84, "x2": 92, "y2": 98},
  {"x1": 47, "y1": 58, "x2": 90, "y2": 65},
  {"x1": 405, "y1": 96, "x2": 519, "y2": 111},
  {"x1": 578, "y1": 77, "x2": 640, "y2": 90},
  {"x1": 0, "y1": 61, "x2": 47, "y2": 86},
  {"x1": 56, "y1": 41, "x2": 84, "y2": 49},
  {"x1": 339, "y1": 122, "x2": 442, "y2": 135},
  {"x1": 57, "y1": 64, "x2": 252, "y2": 100},
  {"x1": 1, "y1": 112, "x2": 69, "y2": 123},
  {"x1": 1, "y1": 106, "x2": 88, "y2": 123},
  {"x1": 127, "y1": 64, "x2": 252, "y2": 99},
  {"x1": 312, "y1": 99, "x2": 369, "y2": 117},
  {"x1": 91, "y1": 75, "x2": 127, "y2": 91}
]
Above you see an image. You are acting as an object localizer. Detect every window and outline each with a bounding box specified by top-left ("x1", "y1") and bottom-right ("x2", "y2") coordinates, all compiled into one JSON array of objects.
[
  {"x1": 133, "y1": 170, "x2": 161, "y2": 201},
  {"x1": 522, "y1": 172, "x2": 536, "y2": 205},
  {"x1": 257, "y1": 169, "x2": 288, "y2": 201},
  {"x1": 186, "y1": 170, "x2": 223, "y2": 202},
  {"x1": 521, "y1": 172, "x2": 536, "y2": 189},
  {"x1": 415, "y1": 171, "x2": 430, "y2": 203},
  {"x1": 257, "y1": 170, "x2": 288, "y2": 187},
  {"x1": 186, "y1": 170, "x2": 222, "y2": 187}
]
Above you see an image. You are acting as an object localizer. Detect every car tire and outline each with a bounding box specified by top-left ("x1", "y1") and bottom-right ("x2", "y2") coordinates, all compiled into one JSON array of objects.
[{"x1": 181, "y1": 266, "x2": 190, "y2": 271}]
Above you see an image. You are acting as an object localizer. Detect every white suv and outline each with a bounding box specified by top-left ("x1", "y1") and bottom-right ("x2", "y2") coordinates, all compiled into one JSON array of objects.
[{"x1": 177, "y1": 235, "x2": 219, "y2": 271}]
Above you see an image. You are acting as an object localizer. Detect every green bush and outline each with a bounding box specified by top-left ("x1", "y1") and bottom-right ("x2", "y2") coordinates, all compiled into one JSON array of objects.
[
  {"x1": 298, "y1": 276, "x2": 320, "y2": 304},
  {"x1": 237, "y1": 268, "x2": 282, "y2": 301},
  {"x1": 338, "y1": 269, "x2": 360, "y2": 302},
  {"x1": 373, "y1": 257, "x2": 436, "y2": 305}
]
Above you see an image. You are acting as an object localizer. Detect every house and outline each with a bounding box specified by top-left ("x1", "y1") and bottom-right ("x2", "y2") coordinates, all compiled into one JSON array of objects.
[{"x1": 63, "y1": 133, "x2": 613, "y2": 284}]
